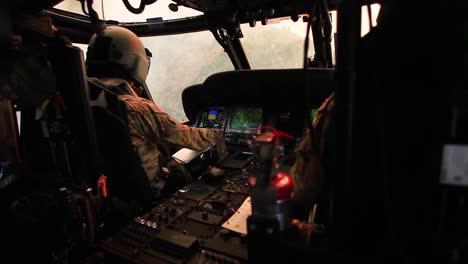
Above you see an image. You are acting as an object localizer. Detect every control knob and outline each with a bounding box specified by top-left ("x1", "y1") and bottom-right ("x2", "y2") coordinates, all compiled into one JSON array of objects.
[{"x1": 202, "y1": 211, "x2": 208, "y2": 220}]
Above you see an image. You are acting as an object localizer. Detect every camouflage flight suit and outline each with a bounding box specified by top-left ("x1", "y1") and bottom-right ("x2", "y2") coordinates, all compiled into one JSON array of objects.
[
  {"x1": 89, "y1": 78, "x2": 226, "y2": 195},
  {"x1": 290, "y1": 92, "x2": 336, "y2": 213}
]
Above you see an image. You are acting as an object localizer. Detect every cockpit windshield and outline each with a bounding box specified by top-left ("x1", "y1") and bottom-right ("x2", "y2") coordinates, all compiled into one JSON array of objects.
[
  {"x1": 240, "y1": 4, "x2": 380, "y2": 69},
  {"x1": 54, "y1": 1, "x2": 379, "y2": 121}
]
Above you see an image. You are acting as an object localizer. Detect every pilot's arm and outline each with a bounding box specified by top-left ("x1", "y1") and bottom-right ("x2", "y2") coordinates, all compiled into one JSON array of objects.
[{"x1": 157, "y1": 112, "x2": 227, "y2": 161}]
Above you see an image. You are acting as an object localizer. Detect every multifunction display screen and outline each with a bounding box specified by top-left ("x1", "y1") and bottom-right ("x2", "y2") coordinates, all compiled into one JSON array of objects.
[
  {"x1": 197, "y1": 108, "x2": 226, "y2": 129},
  {"x1": 226, "y1": 107, "x2": 262, "y2": 133}
]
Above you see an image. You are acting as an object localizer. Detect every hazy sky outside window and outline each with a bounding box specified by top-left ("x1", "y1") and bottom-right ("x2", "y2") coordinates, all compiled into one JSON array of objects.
[
  {"x1": 241, "y1": 18, "x2": 311, "y2": 69},
  {"x1": 241, "y1": 4, "x2": 380, "y2": 69}
]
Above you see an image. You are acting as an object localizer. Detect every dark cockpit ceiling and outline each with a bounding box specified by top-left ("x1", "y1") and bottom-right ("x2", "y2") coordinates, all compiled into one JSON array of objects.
[
  {"x1": 46, "y1": 0, "x2": 381, "y2": 43},
  {"x1": 145, "y1": 0, "x2": 381, "y2": 15}
]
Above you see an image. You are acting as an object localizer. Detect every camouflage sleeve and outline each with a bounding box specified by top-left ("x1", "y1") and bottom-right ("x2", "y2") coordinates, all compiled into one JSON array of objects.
[
  {"x1": 313, "y1": 92, "x2": 336, "y2": 156},
  {"x1": 289, "y1": 92, "x2": 335, "y2": 207},
  {"x1": 290, "y1": 129, "x2": 323, "y2": 205},
  {"x1": 157, "y1": 112, "x2": 226, "y2": 158}
]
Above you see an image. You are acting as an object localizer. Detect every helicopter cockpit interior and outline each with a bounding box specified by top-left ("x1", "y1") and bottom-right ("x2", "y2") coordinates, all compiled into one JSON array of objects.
[{"x1": 0, "y1": 0, "x2": 465, "y2": 263}]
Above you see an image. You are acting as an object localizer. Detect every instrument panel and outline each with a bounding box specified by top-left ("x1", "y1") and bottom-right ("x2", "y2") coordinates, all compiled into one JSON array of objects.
[
  {"x1": 194, "y1": 105, "x2": 309, "y2": 148},
  {"x1": 195, "y1": 106, "x2": 263, "y2": 145}
]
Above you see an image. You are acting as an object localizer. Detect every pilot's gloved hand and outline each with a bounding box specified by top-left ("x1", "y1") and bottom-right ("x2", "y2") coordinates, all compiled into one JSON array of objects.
[
  {"x1": 200, "y1": 165, "x2": 225, "y2": 181},
  {"x1": 291, "y1": 218, "x2": 314, "y2": 242},
  {"x1": 291, "y1": 218, "x2": 326, "y2": 244},
  {"x1": 214, "y1": 132, "x2": 227, "y2": 162},
  {"x1": 207, "y1": 166, "x2": 224, "y2": 177}
]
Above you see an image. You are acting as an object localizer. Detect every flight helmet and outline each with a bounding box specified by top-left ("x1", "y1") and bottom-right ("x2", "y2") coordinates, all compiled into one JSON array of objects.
[{"x1": 86, "y1": 25, "x2": 152, "y2": 90}]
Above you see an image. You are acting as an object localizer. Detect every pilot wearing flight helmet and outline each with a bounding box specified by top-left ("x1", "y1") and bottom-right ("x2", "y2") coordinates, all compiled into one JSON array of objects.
[{"x1": 85, "y1": 25, "x2": 226, "y2": 196}]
